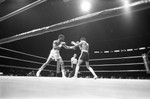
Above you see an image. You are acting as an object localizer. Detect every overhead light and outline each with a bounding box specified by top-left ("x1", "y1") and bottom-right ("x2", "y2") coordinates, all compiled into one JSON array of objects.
[
  {"x1": 114, "y1": 50, "x2": 120, "y2": 53},
  {"x1": 80, "y1": 0, "x2": 91, "y2": 12},
  {"x1": 139, "y1": 47, "x2": 146, "y2": 50},
  {"x1": 104, "y1": 51, "x2": 109, "y2": 53},
  {"x1": 94, "y1": 51, "x2": 99, "y2": 53},
  {"x1": 121, "y1": 49, "x2": 126, "y2": 52},
  {"x1": 127, "y1": 49, "x2": 133, "y2": 52},
  {"x1": 123, "y1": 0, "x2": 130, "y2": 8}
]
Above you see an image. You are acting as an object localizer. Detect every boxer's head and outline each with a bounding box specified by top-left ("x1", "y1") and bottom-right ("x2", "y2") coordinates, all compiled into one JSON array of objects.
[
  {"x1": 80, "y1": 37, "x2": 86, "y2": 42},
  {"x1": 58, "y1": 34, "x2": 65, "y2": 41},
  {"x1": 73, "y1": 54, "x2": 77, "y2": 58}
]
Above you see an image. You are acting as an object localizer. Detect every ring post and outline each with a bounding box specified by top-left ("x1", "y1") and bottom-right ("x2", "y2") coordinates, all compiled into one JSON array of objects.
[{"x1": 142, "y1": 53, "x2": 150, "y2": 74}]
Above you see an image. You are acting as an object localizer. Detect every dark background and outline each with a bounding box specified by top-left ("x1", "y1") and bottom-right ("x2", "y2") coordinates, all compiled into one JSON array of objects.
[{"x1": 0, "y1": 0, "x2": 150, "y2": 78}]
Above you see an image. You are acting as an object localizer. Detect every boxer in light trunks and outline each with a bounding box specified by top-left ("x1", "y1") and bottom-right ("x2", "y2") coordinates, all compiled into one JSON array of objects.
[
  {"x1": 71, "y1": 37, "x2": 98, "y2": 79},
  {"x1": 36, "y1": 34, "x2": 74, "y2": 78}
]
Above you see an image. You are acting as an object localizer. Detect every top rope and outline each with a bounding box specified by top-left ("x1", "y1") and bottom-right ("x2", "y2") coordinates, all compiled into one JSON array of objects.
[{"x1": 0, "y1": 0, "x2": 150, "y2": 45}]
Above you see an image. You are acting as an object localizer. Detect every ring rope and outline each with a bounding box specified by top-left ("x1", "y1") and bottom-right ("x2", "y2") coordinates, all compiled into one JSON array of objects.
[
  {"x1": 81, "y1": 70, "x2": 146, "y2": 73},
  {"x1": 64, "y1": 62, "x2": 144, "y2": 67},
  {"x1": 0, "y1": 47, "x2": 144, "y2": 65},
  {"x1": 0, "y1": 64, "x2": 54, "y2": 72},
  {"x1": 0, "y1": 55, "x2": 56, "y2": 67},
  {"x1": 0, "y1": 0, "x2": 47, "y2": 22},
  {"x1": 0, "y1": 47, "x2": 47, "y2": 60},
  {"x1": 64, "y1": 55, "x2": 142, "y2": 62},
  {"x1": 0, "y1": 0, "x2": 150, "y2": 45},
  {"x1": 89, "y1": 56, "x2": 142, "y2": 61},
  {"x1": 0, "y1": 64, "x2": 145, "y2": 73},
  {"x1": 0, "y1": 46, "x2": 144, "y2": 63},
  {"x1": 0, "y1": 54, "x2": 145, "y2": 68}
]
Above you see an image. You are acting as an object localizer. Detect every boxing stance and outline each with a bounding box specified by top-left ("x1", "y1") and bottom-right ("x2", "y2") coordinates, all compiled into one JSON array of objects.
[
  {"x1": 36, "y1": 34, "x2": 74, "y2": 78},
  {"x1": 71, "y1": 37, "x2": 98, "y2": 79}
]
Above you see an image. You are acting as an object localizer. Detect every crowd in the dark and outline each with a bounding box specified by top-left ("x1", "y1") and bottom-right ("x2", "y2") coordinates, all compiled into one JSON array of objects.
[{"x1": 0, "y1": 67, "x2": 150, "y2": 79}]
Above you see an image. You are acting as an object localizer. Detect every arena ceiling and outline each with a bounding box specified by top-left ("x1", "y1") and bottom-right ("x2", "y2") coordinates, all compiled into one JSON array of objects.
[{"x1": 0, "y1": 0, "x2": 150, "y2": 60}]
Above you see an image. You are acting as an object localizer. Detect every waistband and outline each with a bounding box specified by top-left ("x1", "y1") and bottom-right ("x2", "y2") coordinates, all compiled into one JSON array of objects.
[
  {"x1": 52, "y1": 48, "x2": 60, "y2": 51},
  {"x1": 81, "y1": 50, "x2": 88, "y2": 52}
]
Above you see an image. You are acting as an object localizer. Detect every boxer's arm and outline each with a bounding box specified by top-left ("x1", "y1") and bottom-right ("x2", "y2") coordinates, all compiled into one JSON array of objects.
[
  {"x1": 71, "y1": 41, "x2": 83, "y2": 47},
  {"x1": 71, "y1": 41, "x2": 77, "y2": 46},
  {"x1": 62, "y1": 42, "x2": 75, "y2": 49}
]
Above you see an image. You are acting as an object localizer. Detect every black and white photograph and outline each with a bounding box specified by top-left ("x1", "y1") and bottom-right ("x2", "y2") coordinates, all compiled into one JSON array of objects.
[{"x1": 0, "y1": 0, "x2": 150, "y2": 99}]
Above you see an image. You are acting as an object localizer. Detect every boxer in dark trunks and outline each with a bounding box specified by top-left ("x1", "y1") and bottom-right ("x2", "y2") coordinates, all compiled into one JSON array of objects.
[{"x1": 71, "y1": 37, "x2": 98, "y2": 79}]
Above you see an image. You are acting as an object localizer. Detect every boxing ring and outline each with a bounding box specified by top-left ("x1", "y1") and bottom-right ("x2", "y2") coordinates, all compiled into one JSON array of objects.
[
  {"x1": 0, "y1": 76, "x2": 150, "y2": 99},
  {"x1": 0, "y1": 46, "x2": 150, "y2": 78},
  {"x1": 0, "y1": 0, "x2": 150, "y2": 98}
]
